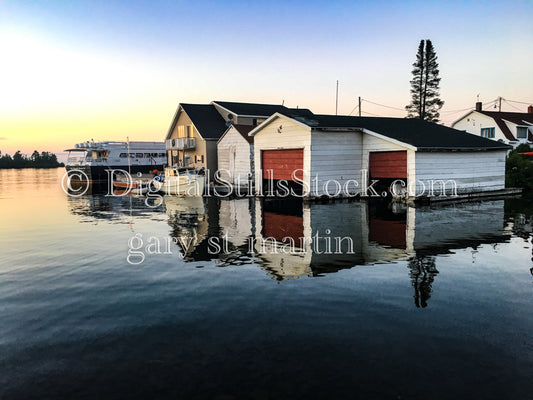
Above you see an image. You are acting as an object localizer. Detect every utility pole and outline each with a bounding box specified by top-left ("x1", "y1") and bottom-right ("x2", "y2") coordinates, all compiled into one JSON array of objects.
[
  {"x1": 335, "y1": 80, "x2": 339, "y2": 115},
  {"x1": 358, "y1": 96, "x2": 361, "y2": 117}
]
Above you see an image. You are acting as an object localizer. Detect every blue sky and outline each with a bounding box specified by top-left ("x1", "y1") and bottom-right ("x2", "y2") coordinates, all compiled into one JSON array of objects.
[{"x1": 1, "y1": 0, "x2": 532, "y2": 153}]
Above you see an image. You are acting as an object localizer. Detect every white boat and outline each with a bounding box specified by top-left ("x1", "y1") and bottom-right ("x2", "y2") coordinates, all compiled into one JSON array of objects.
[
  {"x1": 64, "y1": 140, "x2": 166, "y2": 182},
  {"x1": 155, "y1": 166, "x2": 205, "y2": 196}
]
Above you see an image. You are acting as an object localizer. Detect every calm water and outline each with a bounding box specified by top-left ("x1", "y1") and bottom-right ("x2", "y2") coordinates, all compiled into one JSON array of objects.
[{"x1": 0, "y1": 168, "x2": 532, "y2": 399}]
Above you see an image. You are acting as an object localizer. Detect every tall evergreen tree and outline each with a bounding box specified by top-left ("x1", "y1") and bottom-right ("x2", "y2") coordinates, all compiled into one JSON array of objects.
[{"x1": 406, "y1": 39, "x2": 444, "y2": 122}]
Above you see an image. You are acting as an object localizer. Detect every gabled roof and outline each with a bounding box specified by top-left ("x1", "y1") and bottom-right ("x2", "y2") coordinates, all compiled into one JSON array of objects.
[
  {"x1": 478, "y1": 111, "x2": 533, "y2": 141},
  {"x1": 165, "y1": 103, "x2": 227, "y2": 140},
  {"x1": 212, "y1": 101, "x2": 314, "y2": 119},
  {"x1": 252, "y1": 113, "x2": 510, "y2": 151},
  {"x1": 312, "y1": 115, "x2": 511, "y2": 150},
  {"x1": 232, "y1": 124, "x2": 254, "y2": 144},
  {"x1": 181, "y1": 104, "x2": 227, "y2": 139},
  {"x1": 218, "y1": 124, "x2": 254, "y2": 145}
]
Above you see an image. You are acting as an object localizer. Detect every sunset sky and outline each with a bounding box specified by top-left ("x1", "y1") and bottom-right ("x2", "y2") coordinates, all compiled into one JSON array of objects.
[{"x1": 1, "y1": 0, "x2": 532, "y2": 156}]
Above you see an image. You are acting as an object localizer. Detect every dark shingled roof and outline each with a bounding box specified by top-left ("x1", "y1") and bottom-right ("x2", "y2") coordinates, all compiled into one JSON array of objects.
[
  {"x1": 181, "y1": 104, "x2": 227, "y2": 139},
  {"x1": 296, "y1": 115, "x2": 511, "y2": 151},
  {"x1": 213, "y1": 101, "x2": 314, "y2": 119},
  {"x1": 478, "y1": 111, "x2": 533, "y2": 142},
  {"x1": 231, "y1": 124, "x2": 255, "y2": 144}
]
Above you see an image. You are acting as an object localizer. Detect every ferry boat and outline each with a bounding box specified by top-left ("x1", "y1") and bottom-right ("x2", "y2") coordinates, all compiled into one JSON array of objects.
[{"x1": 64, "y1": 140, "x2": 166, "y2": 182}]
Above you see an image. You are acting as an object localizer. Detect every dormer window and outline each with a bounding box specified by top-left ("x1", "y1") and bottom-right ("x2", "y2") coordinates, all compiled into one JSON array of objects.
[
  {"x1": 481, "y1": 127, "x2": 495, "y2": 138},
  {"x1": 516, "y1": 126, "x2": 528, "y2": 139}
]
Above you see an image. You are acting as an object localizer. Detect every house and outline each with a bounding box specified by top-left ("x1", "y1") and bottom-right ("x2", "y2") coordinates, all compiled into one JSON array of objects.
[
  {"x1": 249, "y1": 113, "x2": 510, "y2": 199},
  {"x1": 451, "y1": 102, "x2": 533, "y2": 148},
  {"x1": 165, "y1": 103, "x2": 226, "y2": 173},
  {"x1": 217, "y1": 124, "x2": 255, "y2": 186},
  {"x1": 164, "y1": 101, "x2": 313, "y2": 174}
]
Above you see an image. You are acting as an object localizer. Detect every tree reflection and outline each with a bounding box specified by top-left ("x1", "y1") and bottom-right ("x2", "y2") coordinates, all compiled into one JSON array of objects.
[{"x1": 408, "y1": 256, "x2": 439, "y2": 308}]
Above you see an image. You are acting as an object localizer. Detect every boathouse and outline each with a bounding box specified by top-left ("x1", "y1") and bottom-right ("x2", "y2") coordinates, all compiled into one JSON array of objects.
[
  {"x1": 217, "y1": 124, "x2": 255, "y2": 187},
  {"x1": 249, "y1": 113, "x2": 510, "y2": 199}
]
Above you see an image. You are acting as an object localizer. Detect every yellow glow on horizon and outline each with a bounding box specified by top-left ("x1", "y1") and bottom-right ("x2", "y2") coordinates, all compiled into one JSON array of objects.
[{"x1": 0, "y1": 30, "x2": 180, "y2": 155}]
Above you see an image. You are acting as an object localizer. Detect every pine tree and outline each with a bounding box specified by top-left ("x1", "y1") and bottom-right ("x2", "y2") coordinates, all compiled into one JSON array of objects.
[{"x1": 406, "y1": 39, "x2": 444, "y2": 122}]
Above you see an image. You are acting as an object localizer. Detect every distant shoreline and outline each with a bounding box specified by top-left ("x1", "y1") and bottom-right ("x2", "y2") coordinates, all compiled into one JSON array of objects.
[{"x1": 0, "y1": 165, "x2": 65, "y2": 170}]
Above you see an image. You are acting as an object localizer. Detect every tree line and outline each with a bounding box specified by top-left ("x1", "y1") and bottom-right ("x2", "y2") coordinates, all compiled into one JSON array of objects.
[{"x1": 0, "y1": 150, "x2": 64, "y2": 169}]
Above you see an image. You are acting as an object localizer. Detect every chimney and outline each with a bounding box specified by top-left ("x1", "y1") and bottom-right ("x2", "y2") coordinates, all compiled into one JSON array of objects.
[
  {"x1": 475, "y1": 102, "x2": 482, "y2": 112},
  {"x1": 528, "y1": 105, "x2": 533, "y2": 114}
]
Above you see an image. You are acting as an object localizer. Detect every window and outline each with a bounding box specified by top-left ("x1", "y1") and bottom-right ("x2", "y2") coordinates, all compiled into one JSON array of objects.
[
  {"x1": 151, "y1": 153, "x2": 157, "y2": 157},
  {"x1": 144, "y1": 153, "x2": 151, "y2": 157},
  {"x1": 119, "y1": 153, "x2": 127, "y2": 158},
  {"x1": 178, "y1": 125, "x2": 186, "y2": 138},
  {"x1": 481, "y1": 127, "x2": 495, "y2": 138},
  {"x1": 194, "y1": 155, "x2": 197, "y2": 163},
  {"x1": 136, "y1": 153, "x2": 143, "y2": 158},
  {"x1": 201, "y1": 155, "x2": 204, "y2": 163},
  {"x1": 186, "y1": 125, "x2": 193, "y2": 138},
  {"x1": 159, "y1": 153, "x2": 166, "y2": 157},
  {"x1": 517, "y1": 126, "x2": 528, "y2": 139}
]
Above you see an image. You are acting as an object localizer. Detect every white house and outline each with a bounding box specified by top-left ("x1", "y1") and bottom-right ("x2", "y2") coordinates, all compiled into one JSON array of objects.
[
  {"x1": 452, "y1": 102, "x2": 533, "y2": 148},
  {"x1": 249, "y1": 113, "x2": 510, "y2": 199},
  {"x1": 217, "y1": 124, "x2": 254, "y2": 187}
]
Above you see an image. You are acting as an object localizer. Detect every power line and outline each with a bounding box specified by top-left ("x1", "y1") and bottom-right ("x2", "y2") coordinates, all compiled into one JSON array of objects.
[
  {"x1": 440, "y1": 106, "x2": 474, "y2": 114},
  {"x1": 360, "y1": 110, "x2": 381, "y2": 117},
  {"x1": 503, "y1": 98, "x2": 533, "y2": 106},
  {"x1": 502, "y1": 99, "x2": 523, "y2": 112},
  {"x1": 361, "y1": 98, "x2": 406, "y2": 112},
  {"x1": 348, "y1": 104, "x2": 359, "y2": 116}
]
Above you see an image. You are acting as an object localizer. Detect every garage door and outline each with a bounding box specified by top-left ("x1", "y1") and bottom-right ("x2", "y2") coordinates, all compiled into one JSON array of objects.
[
  {"x1": 369, "y1": 151, "x2": 407, "y2": 179},
  {"x1": 262, "y1": 149, "x2": 304, "y2": 181},
  {"x1": 263, "y1": 212, "x2": 304, "y2": 247}
]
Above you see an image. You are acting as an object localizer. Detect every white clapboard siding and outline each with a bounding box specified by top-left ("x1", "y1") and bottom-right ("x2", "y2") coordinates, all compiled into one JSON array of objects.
[
  {"x1": 217, "y1": 126, "x2": 253, "y2": 185},
  {"x1": 253, "y1": 117, "x2": 311, "y2": 194},
  {"x1": 310, "y1": 131, "x2": 363, "y2": 196},
  {"x1": 414, "y1": 151, "x2": 506, "y2": 194}
]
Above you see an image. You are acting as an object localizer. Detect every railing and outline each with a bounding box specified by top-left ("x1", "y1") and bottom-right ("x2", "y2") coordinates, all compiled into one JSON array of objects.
[
  {"x1": 66, "y1": 156, "x2": 86, "y2": 165},
  {"x1": 67, "y1": 156, "x2": 109, "y2": 165},
  {"x1": 166, "y1": 138, "x2": 196, "y2": 150}
]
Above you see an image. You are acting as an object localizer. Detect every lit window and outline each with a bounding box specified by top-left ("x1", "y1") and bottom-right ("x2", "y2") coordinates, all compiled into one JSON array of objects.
[
  {"x1": 517, "y1": 126, "x2": 528, "y2": 139},
  {"x1": 481, "y1": 127, "x2": 495, "y2": 138}
]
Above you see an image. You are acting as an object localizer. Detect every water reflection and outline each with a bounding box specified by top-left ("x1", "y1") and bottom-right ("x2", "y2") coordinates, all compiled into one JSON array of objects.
[
  {"x1": 408, "y1": 256, "x2": 438, "y2": 308},
  {"x1": 65, "y1": 188, "x2": 515, "y2": 306}
]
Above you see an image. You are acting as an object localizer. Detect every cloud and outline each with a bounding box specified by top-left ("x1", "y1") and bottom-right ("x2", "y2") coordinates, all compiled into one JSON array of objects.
[{"x1": 0, "y1": 137, "x2": 7, "y2": 140}]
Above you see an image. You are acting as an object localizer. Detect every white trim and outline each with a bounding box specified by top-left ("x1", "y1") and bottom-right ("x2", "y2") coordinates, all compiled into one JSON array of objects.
[
  {"x1": 360, "y1": 128, "x2": 417, "y2": 151},
  {"x1": 211, "y1": 102, "x2": 277, "y2": 119},
  {"x1": 450, "y1": 110, "x2": 476, "y2": 127},
  {"x1": 165, "y1": 104, "x2": 208, "y2": 142},
  {"x1": 248, "y1": 113, "x2": 311, "y2": 137},
  {"x1": 165, "y1": 105, "x2": 183, "y2": 140}
]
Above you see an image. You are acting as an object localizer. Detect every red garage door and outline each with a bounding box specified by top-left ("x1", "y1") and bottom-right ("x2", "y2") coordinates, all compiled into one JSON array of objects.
[
  {"x1": 263, "y1": 212, "x2": 304, "y2": 246},
  {"x1": 369, "y1": 151, "x2": 407, "y2": 179},
  {"x1": 262, "y1": 149, "x2": 304, "y2": 181}
]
